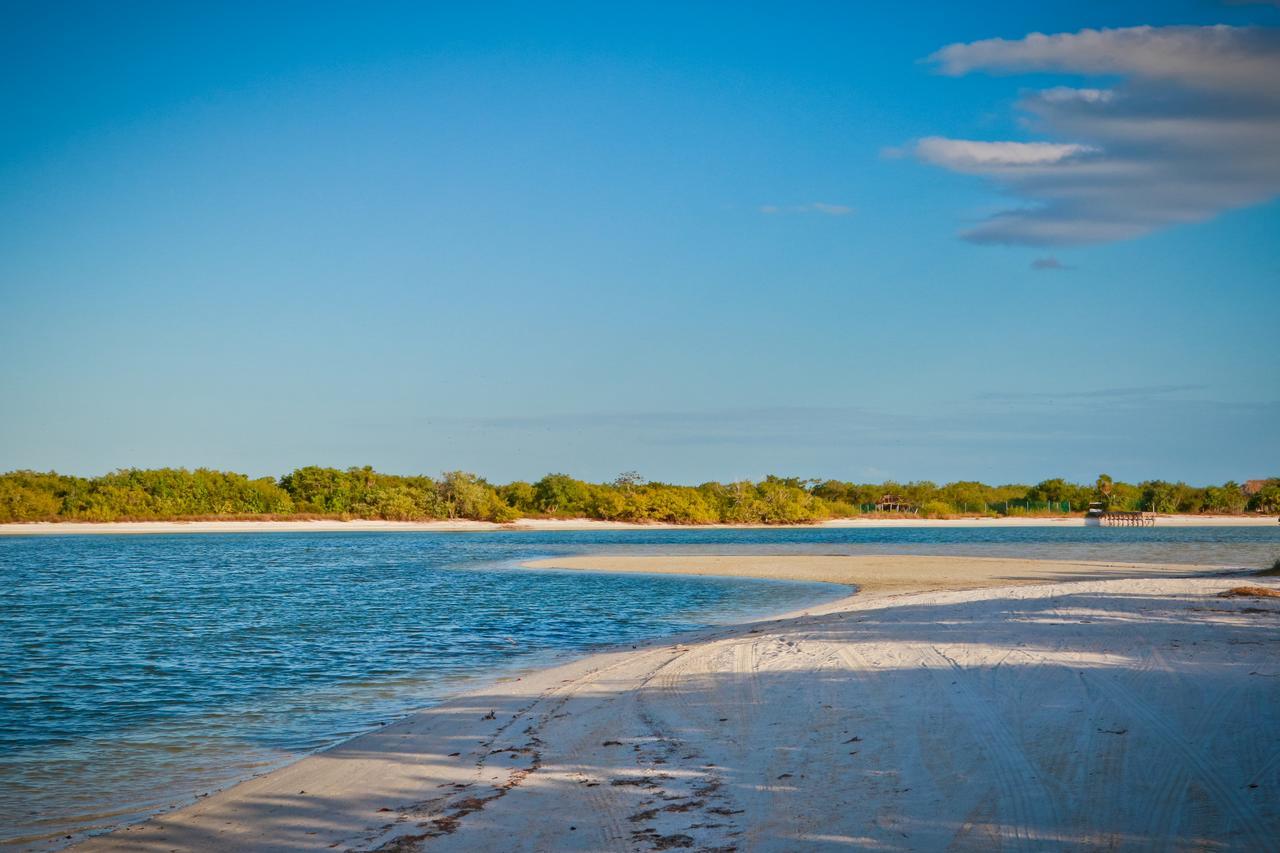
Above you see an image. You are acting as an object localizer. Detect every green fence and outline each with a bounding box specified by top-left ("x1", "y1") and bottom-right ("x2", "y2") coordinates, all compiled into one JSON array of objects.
[
  {"x1": 1002, "y1": 499, "x2": 1071, "y2": 514},
  {"x1": 858, "y1": 500, "x2": 1072, "y2": 515}
]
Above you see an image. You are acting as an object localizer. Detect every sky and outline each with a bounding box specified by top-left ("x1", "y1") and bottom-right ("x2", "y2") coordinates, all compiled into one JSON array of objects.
[{"x1": 1, "y1": 1, "x2": 1277, "y2": 486}]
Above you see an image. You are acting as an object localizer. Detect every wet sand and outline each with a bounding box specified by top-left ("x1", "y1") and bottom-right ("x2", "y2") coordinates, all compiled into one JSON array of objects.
[{"x1": 72, "y1": 555, "x2": 1279, "y2": 852}]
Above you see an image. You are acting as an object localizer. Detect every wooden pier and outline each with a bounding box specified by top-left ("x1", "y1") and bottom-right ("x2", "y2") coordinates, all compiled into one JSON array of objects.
[{"x1": 1097, "y1": 511, "x2": 1156, "y2": 527}]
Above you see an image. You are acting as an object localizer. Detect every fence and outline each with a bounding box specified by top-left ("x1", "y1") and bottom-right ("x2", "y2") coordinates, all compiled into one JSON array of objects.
[
  {"x1": 1002, "y1": 500, "x2": 1072, "y2": 514},
  {"x1": 858, "y1": 500, "x2": 1072, "y2": 515}
]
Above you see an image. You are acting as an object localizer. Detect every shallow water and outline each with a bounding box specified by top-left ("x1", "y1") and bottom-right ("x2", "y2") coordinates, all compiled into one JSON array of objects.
[{"x1": 1, "y1": 525, "x2": 1277, "y2": 847}]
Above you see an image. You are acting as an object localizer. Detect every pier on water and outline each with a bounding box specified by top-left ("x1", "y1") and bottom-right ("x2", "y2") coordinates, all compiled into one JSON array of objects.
[{"x1": 1098, "y1": 511, "x2": 1156, "y2": 527}]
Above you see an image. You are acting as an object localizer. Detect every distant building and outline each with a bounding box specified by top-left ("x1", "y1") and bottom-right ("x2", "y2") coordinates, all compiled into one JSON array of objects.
[
  {"x1": 1243, "y1": 480, "x2": 1267, "y2": 496},
  {"x1": 875, "y1": 494, "x2": 915, "y2": 513}
]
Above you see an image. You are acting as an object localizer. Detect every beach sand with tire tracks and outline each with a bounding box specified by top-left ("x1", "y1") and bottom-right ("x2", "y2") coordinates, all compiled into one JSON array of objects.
[{"x1": 73, "y1": 555, "x2": 1280, "y2": 852}]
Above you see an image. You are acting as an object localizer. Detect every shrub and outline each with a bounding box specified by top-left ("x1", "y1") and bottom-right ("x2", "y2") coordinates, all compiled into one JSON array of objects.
[{"x1": 918, "y1": 500, "x2": 953, "y2": 518}]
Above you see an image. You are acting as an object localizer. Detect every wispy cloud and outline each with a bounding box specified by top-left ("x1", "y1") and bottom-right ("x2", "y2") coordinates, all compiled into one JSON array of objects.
[
  {"x1": 444, "y1": 406, "x2": 899, "y2": 434},
  {"x1": 910, "y1": 25, "x2": 1280, "y2": 246},
  {"x1": 759, "y1": 202, "x2": 854, "y2": 216},
  {"x1": 1030, "y1": 257, "x2": 1071, "y2": 271},
  {"x1": 978, "y1": 384, "x2": 1206, "y2": 402},
  {"x1": 915, "y1": 138, "x2": 1097, "y2": 170}
]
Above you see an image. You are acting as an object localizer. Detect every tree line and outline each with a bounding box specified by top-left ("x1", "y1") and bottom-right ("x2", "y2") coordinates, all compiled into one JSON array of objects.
[{"x1": 0, "y1": 467, "x2": 1276, "y2": 524}]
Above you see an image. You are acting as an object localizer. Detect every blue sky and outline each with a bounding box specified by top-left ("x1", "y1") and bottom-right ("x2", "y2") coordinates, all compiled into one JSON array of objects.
[{"x1": 2, "y1": 1, "x2": 1277, "y2": 485}]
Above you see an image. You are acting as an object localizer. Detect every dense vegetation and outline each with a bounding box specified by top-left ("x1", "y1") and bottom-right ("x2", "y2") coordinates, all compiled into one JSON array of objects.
[{"x1": 1, "y1": 468, "x2": 1276, "y2": 524}]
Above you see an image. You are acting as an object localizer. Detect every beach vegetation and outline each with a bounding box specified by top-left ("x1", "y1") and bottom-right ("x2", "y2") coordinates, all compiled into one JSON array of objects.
[
  {"x1": 1247, "y1": 479, "x2": 1280, "y2": 514},
  {"x1": 918, "y1": 500, "x2": 953, "y2": 518},
  {"x1": 1219, "y1": 585, "x2": 1280, "y2": 599},
  {"x1": 533, "y1": 473, "x2": 592, "y2": 516},
  {"x1": 1026, "y1": 478, "x2": 1092, "y2": 508},
  {"x1": 0, "y1": 468, "x2": 1274, "y2": 525},
  {"x1": 496, "y1": 481, "x2": 537, "y2": 514}
]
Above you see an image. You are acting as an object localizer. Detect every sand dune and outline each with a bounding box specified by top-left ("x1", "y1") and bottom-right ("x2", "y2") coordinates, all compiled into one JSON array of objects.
[{"x1": 75, "y1": 556, "x2": 1279, "y2": 852}]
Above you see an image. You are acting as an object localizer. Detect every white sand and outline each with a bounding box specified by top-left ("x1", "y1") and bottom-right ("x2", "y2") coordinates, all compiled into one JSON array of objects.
[
  {"x1": 522, "y1": 554, "x2": 1246, "y2": 594},
  {"x1": 0, "y1": 519, "x2": 512, "y2": 536},
  {"x1": 2, "y1": 514, "x2": 1276, "y2": 536},
  {"x1": 73, "y1": 556, "x2": 1280, "y2": 852}
]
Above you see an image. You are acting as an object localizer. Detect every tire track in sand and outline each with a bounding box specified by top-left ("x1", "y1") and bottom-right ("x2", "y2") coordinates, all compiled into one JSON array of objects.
[
  {"x1": 1081, "y1": 655, "x2": 1270, "y2": 849},
  {"x1": 918, "y1": 644, "x2": 1066, "y2": 850}
]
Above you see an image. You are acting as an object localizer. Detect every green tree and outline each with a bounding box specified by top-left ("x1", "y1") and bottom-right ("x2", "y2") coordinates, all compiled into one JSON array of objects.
[
  {"x1": 437, "y1": 471, "x2": 492, "y2": 520},
  {"x1": 1202, "y1": 484, "x2": 1246, "y2": 514},
  {"x1": 280, "y1": 467, "x2": 356, "y2": 514},
  {"x1": 533, "y1": 474, "x2": 591, "y2": 515},
  {"x1": 1247, "y1": 479, "x2": 1280, "y2": 513},
  {"x1": 1094, "y1": 474, "x2": 1115, "y2": 508},
  {"x1": 497, "y1": 481, "x2": 537, "y2": 514}
]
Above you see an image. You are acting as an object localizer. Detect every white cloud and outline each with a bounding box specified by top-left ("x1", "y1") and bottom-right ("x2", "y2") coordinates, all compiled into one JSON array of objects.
[
  {"x1": 760, "y1": 202, "x2": 854, "y2": 216},
  {"x1": 1037, "y1": 87, "x2": 1114, "y2": 104},
  {"x1": 912, "y1": 25, "x2": 1280, "y2": 246},
  {"x1": 915, "y1": 138, "x2": 1097, "y2": 170},
  {"x1": 929, "y1": 25, "x2": 1280, "y2": 97}
]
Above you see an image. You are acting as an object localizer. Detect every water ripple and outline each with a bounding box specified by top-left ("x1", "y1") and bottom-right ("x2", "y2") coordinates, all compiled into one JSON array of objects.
[{"x1": 1, "y1": 525, "x2": 1275, "y2": 847}]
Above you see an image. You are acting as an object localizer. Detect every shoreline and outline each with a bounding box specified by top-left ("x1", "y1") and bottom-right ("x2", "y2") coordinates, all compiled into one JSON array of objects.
[
  {"x1": 3, "y1": 513, "x2": 1277, "y2": 536},
  {"x1": 521, "y1": 552, "x2": 1250, "y2": 594},
  {"x1": 6, "y1": 559, "x2": 851, "y2": 851},
  {"x1": 70, "y1": 553, "x2": 1279, "y2": 851},
  {"x1": 45, "y1": 562, "x2": 854, "y2": 851}
]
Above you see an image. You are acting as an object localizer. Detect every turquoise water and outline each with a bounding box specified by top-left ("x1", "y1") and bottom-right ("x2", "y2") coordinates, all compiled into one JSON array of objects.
[{"x1": 2, "y1": 526, "x2": 1277, "y2": 848}]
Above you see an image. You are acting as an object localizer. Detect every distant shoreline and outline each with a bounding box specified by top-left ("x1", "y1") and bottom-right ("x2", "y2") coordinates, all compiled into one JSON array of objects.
[{"x1": 2, "y1": 514, "x2": 1276, "y2": 536}]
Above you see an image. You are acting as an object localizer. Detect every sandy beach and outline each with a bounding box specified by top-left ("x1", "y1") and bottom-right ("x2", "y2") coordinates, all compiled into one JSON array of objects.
[
  {"x1": 72, "y1": 554, "x2": 1280, "y2": 852},
  {"x1": 2, "y1": 514, "x2": 1276, "y2": 536}
]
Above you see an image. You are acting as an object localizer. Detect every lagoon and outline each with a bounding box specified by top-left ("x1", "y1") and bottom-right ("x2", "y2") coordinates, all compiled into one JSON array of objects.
[{"x1": 2, "y1": 525, "x2": 1277, "y2": 847}]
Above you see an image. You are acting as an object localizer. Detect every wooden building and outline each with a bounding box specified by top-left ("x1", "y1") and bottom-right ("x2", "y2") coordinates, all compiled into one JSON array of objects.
[{"x1": 875, "y1": 494, "x2": 916, "y2": 513}]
